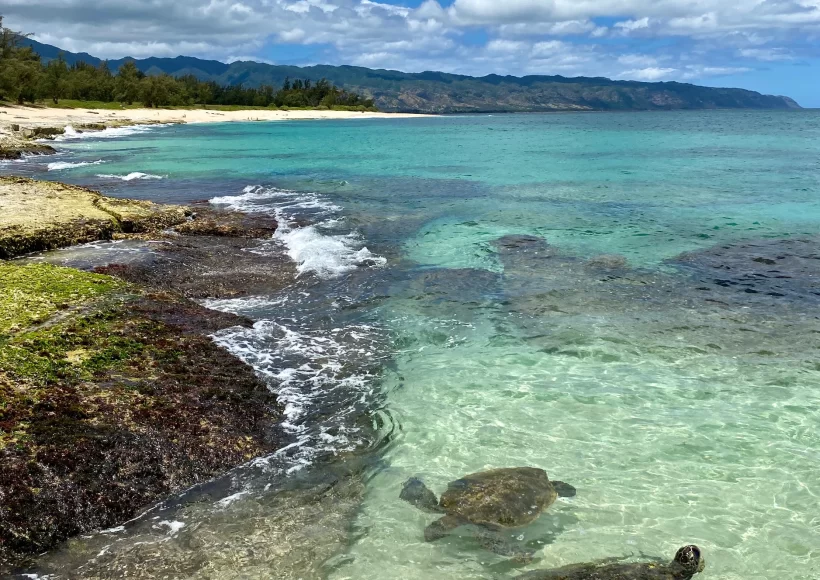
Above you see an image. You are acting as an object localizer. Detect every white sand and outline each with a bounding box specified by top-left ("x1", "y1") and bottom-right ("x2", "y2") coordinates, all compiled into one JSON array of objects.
[{"x1": 0, "y1": 104, "x2": 429, "y2": 133}]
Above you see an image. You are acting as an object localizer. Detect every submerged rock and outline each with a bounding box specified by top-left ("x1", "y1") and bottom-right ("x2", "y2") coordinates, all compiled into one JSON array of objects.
[
  {"x1": 490, "y1": 232, "x2": 820, "y2": 366},
  {"x1": 670, "y1": 236, "x2": 820, "y2": 306}
]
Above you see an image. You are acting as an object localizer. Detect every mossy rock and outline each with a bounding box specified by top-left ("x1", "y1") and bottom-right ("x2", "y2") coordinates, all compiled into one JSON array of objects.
[
  {"x1": 0, "y1": 263, "x2": 123, "y2": 335},
  {"x1": 0, "y1": 177, "x2": 189, "y2": 258}
]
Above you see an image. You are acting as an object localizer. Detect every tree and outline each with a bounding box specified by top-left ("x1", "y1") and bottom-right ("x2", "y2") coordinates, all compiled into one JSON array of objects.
[
  {"x1": 96, "y1": 61, "x2": 115, "y2": 101},
  {"x1": 140, "y1": 74, "x2": 181, "y2": 107},
  {"x1": 41, "y1": 53, "x2": 68, "y2": 103},
  {"x1": 0, "y1": 46, "x2": 41, "y2": 104},
  {"x1": 115, "y1": 60, "x2": 142, "y2": 105},
  {"x1": 0, "y1": 16, "x2": 41, "y2": 104},
  {"x1": 0, "y1": 17, "x2": 376, "y2": 110}
]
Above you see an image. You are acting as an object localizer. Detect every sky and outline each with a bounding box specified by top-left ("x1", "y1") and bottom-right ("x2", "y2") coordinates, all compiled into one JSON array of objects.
[{"x1": 3, "y1": 0, "x2": 819, "y2": 106}]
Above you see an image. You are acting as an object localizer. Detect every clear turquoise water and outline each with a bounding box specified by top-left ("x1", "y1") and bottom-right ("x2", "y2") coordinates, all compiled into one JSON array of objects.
[{"x1": 8, "y1": 111, "x2": 820, "y2": 579}]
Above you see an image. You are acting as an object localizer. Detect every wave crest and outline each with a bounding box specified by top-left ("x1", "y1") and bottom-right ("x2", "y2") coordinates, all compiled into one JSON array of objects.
[
  {"x1": 209, "y1": 185, "x2": 386, "y2": 279},
  {"x1": 47, "y1": 160, "x2": 105, "y2": 171},
  {"x1": 96, "y1": 172, "x2": 164, "y2": 181}
]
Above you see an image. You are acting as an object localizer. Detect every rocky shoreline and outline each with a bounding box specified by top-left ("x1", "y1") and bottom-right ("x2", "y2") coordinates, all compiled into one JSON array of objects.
[
  {"x1": 0, "y1": 177, "x2": 295, "y2": 571},
  {"x1": 0, "y1": 118, "x2": 182, "y2": 160}
]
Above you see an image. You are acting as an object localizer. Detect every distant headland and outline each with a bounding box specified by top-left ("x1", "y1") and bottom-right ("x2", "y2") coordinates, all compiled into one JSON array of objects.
[{"x1": 22, "y1": 37, "x2": 801, "y2": 114}]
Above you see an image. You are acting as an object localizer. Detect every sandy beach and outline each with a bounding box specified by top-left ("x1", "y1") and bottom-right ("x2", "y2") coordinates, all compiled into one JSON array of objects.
[{"x1": 0, "y1": 104, "x2": 428, "y2": 132}]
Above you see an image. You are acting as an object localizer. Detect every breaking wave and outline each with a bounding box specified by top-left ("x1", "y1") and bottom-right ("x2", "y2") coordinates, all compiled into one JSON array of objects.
[
  {"x1": 47, "y1": 160, "x2": 105, "y2": 171},
  {"x1": 54, "y1": 124, "x2": 164, "y2": 141},
  {"x1": 96, "y1": 172, "x2": 164, "y2": 181},
  {"x1": 209, "y1": 185, "x2": 386, "y2": 279}
]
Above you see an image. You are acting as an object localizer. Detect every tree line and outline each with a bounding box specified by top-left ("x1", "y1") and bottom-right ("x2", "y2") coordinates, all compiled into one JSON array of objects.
[{"x1": 0, "y1": 17, "x2": 376, "y2": 110}]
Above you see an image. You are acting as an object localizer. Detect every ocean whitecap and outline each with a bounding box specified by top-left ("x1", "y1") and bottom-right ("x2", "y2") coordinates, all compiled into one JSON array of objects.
[
  {"x1": 96, "y1": 172, "x2": 164, "y2": 181},
  {"x1": 47, "y1": 160, "x2": 106, "y2": 171}
]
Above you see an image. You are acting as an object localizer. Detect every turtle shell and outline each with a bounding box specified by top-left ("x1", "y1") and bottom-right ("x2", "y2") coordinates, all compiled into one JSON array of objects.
[{"x1": 438, "y1": 467, "x2": 557, "y2": 528}]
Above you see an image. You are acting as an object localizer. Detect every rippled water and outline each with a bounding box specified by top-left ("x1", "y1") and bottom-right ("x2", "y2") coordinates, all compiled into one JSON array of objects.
[{"x1": 5, "y1": 111, "x2": 820, "y2": 579}]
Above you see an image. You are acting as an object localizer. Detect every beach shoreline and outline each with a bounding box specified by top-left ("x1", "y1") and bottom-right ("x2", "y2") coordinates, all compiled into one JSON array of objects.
[
  {"x1": 0, "y1": 104, "x2": 429, "y2": 130},
  {"x1": 0, "y1": 104, "x2": 431, "y2": 160}
]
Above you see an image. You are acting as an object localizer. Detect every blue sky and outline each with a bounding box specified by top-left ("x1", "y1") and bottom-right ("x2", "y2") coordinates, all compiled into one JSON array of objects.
[{"x1": 5, "y1": 0, "x2": 819, "y2": 106}]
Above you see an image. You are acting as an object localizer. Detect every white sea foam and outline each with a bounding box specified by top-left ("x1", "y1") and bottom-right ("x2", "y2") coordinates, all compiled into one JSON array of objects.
[
  {"x1": 47, "y1": 159, "x2": 105, "y2": 171},
  {"x1": 154, "y1": 521, "x2": 185, "y2": 536},
  {"x1": 53, "y1": 124, "x2": 163, "y2": 142},
  {"x1": 201, "y1": 295, "x2": 289, "y2": 314},
  {"x1": 215, "y1": 491, "x2": 249, "y2": 508},
  {"x1": 209, "y1": 185, "x2": 385, "y2": 279},
  {"x1": 209, "y1": 318, "x2": 386, "y2": 472},
  {"x1": 96, "y1": 172, "x2": 164, "y2": 181},
  {"x1": 210, "y1": 184, "x2": 340, "y2": 215},
  {"x1": 274, "y1": 225, "x2": 386, "y2": 278}
]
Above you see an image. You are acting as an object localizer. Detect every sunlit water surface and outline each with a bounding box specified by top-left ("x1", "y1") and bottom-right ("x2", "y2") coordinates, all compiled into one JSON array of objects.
[{"x1": 4, "y1": 111, "x2": 820, "y2": 580}]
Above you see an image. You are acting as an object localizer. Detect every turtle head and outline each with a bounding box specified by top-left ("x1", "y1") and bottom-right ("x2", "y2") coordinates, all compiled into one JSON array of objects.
[
  {"x1": 400, "y1": 477, "x2": 440, "y2": 513},
  {"x1": 550, "y1": 480, "x2": 577, "y2": 498},
  {"x1": 673, "y1": 545, "x2": 705, "y2": 577}
]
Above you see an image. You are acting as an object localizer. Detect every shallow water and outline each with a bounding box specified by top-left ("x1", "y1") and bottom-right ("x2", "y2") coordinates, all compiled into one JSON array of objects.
[{"x1": 5, "y1": 111, "x2": 820, "y2": 579}]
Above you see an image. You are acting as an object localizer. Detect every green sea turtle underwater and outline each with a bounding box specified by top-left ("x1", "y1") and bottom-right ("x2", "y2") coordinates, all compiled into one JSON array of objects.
[
  {"x1": 400, "y1": 467, "x2": 576, "y2": 560},
  {"x1": 513, "y1": 545, "x2": 706, "y2": 580}
]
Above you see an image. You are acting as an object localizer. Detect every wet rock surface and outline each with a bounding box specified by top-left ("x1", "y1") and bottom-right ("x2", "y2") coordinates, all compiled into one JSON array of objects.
[
  {"x1": 28, "y1": 458, "x2": 370, "y2": 580},
  {"x1": 96, "y1": 233, "x2": 297, "y2": 300},
  {"x1": 0, "y1": 128, "x2": 58, "y2": 159},
  {"x1": 99, "y1": 204, "x2": 295, "y2": 300}
]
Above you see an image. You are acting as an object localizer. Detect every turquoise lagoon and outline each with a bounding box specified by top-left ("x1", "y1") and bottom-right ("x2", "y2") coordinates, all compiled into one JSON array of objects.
[{"x1": 7, "y1": 110, "x2": 820, "y2": 579}]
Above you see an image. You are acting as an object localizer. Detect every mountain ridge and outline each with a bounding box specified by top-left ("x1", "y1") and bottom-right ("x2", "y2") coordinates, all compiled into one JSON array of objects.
[{"x1": 21, "y1": 38, "x2": 801, "y2": 113}]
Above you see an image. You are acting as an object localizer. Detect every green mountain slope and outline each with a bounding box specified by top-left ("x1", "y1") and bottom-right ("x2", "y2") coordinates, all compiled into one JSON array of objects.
[{"x1": 22, "y1": 38, "x2": 801, "y2": 113}]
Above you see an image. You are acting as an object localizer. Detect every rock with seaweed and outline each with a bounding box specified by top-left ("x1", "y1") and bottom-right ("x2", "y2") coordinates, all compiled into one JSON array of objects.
[
  {"x1": 0, "y1": 262, "x2": 283, "y2": 570},
  {"x1": 0, "y1": 180, "x2": 297, "y2": 571}
]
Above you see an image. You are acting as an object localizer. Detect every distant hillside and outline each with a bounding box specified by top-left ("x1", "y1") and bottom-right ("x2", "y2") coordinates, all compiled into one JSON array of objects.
[{"x1": 22, "y1": 38, "x2": 801, "y2": 113}]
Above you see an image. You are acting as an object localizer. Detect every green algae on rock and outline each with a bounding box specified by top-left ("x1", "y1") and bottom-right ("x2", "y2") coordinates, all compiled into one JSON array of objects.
[
  {"x1": 0, "y1": 263, "x2": 282, "y2": 569},
  {"x1": 0, "y1": 177, "x2": 189, "y2": 258},
  {"x1": 0, "y1": 263, "x2": 123, "y2": 334}
]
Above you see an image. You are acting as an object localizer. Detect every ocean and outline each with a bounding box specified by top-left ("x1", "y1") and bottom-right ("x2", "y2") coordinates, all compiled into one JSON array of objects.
[{"x1": 5, "y1": 110, "x2": 820, "y2": 579}]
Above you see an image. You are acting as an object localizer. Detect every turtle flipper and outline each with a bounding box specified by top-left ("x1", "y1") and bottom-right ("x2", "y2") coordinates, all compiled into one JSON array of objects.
[
  {"x1": 424, "y1": 515, "x2": 465, "y2": 542},
  {"x1": 400, "y1": 477, "x2": 440, "y2": 513},
  {"x1": 550, "y1": 480, "x2": 577, "y2": 498},
  {"x1": 474, "y1": 528, "x2": 536, "y2": 563}
]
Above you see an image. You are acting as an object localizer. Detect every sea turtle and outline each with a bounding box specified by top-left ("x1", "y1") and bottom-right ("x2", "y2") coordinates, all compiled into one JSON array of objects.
[
  {"x1": 514, "y1": 545, "x2": 706, "y2": 580},
  {"x1": 400, "y1": 467, "x2": 576, "y2": 560}
]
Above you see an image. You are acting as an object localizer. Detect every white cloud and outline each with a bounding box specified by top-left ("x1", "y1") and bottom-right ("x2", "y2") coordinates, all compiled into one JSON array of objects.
[
  {"x1": 617, "y1": 54, "x2": 659, "y2": 67},
  {"x1": 2, "y1": 0, "x2": 817, "y2": 88},
  {"x1": 738, "y1": 47, "x2": 794, "y2": 61},
  {"x1": 615, "y1": 17, "x2": 651, "y2": 32},
  {"x1": 486, "y1": 39, "x2": 527, "y2": 53},
  {"x1": 620, "y1": 66, "x2": 677, "y2": 81},
  {"x1": 498, "y1": 20, "x2": 598, "y2": 37}
]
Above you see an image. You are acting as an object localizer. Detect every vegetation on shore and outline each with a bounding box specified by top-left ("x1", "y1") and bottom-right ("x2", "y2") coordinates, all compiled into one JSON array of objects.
[{"x1": 0, "y1": 16, "x2": 376, "y2": 110}]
